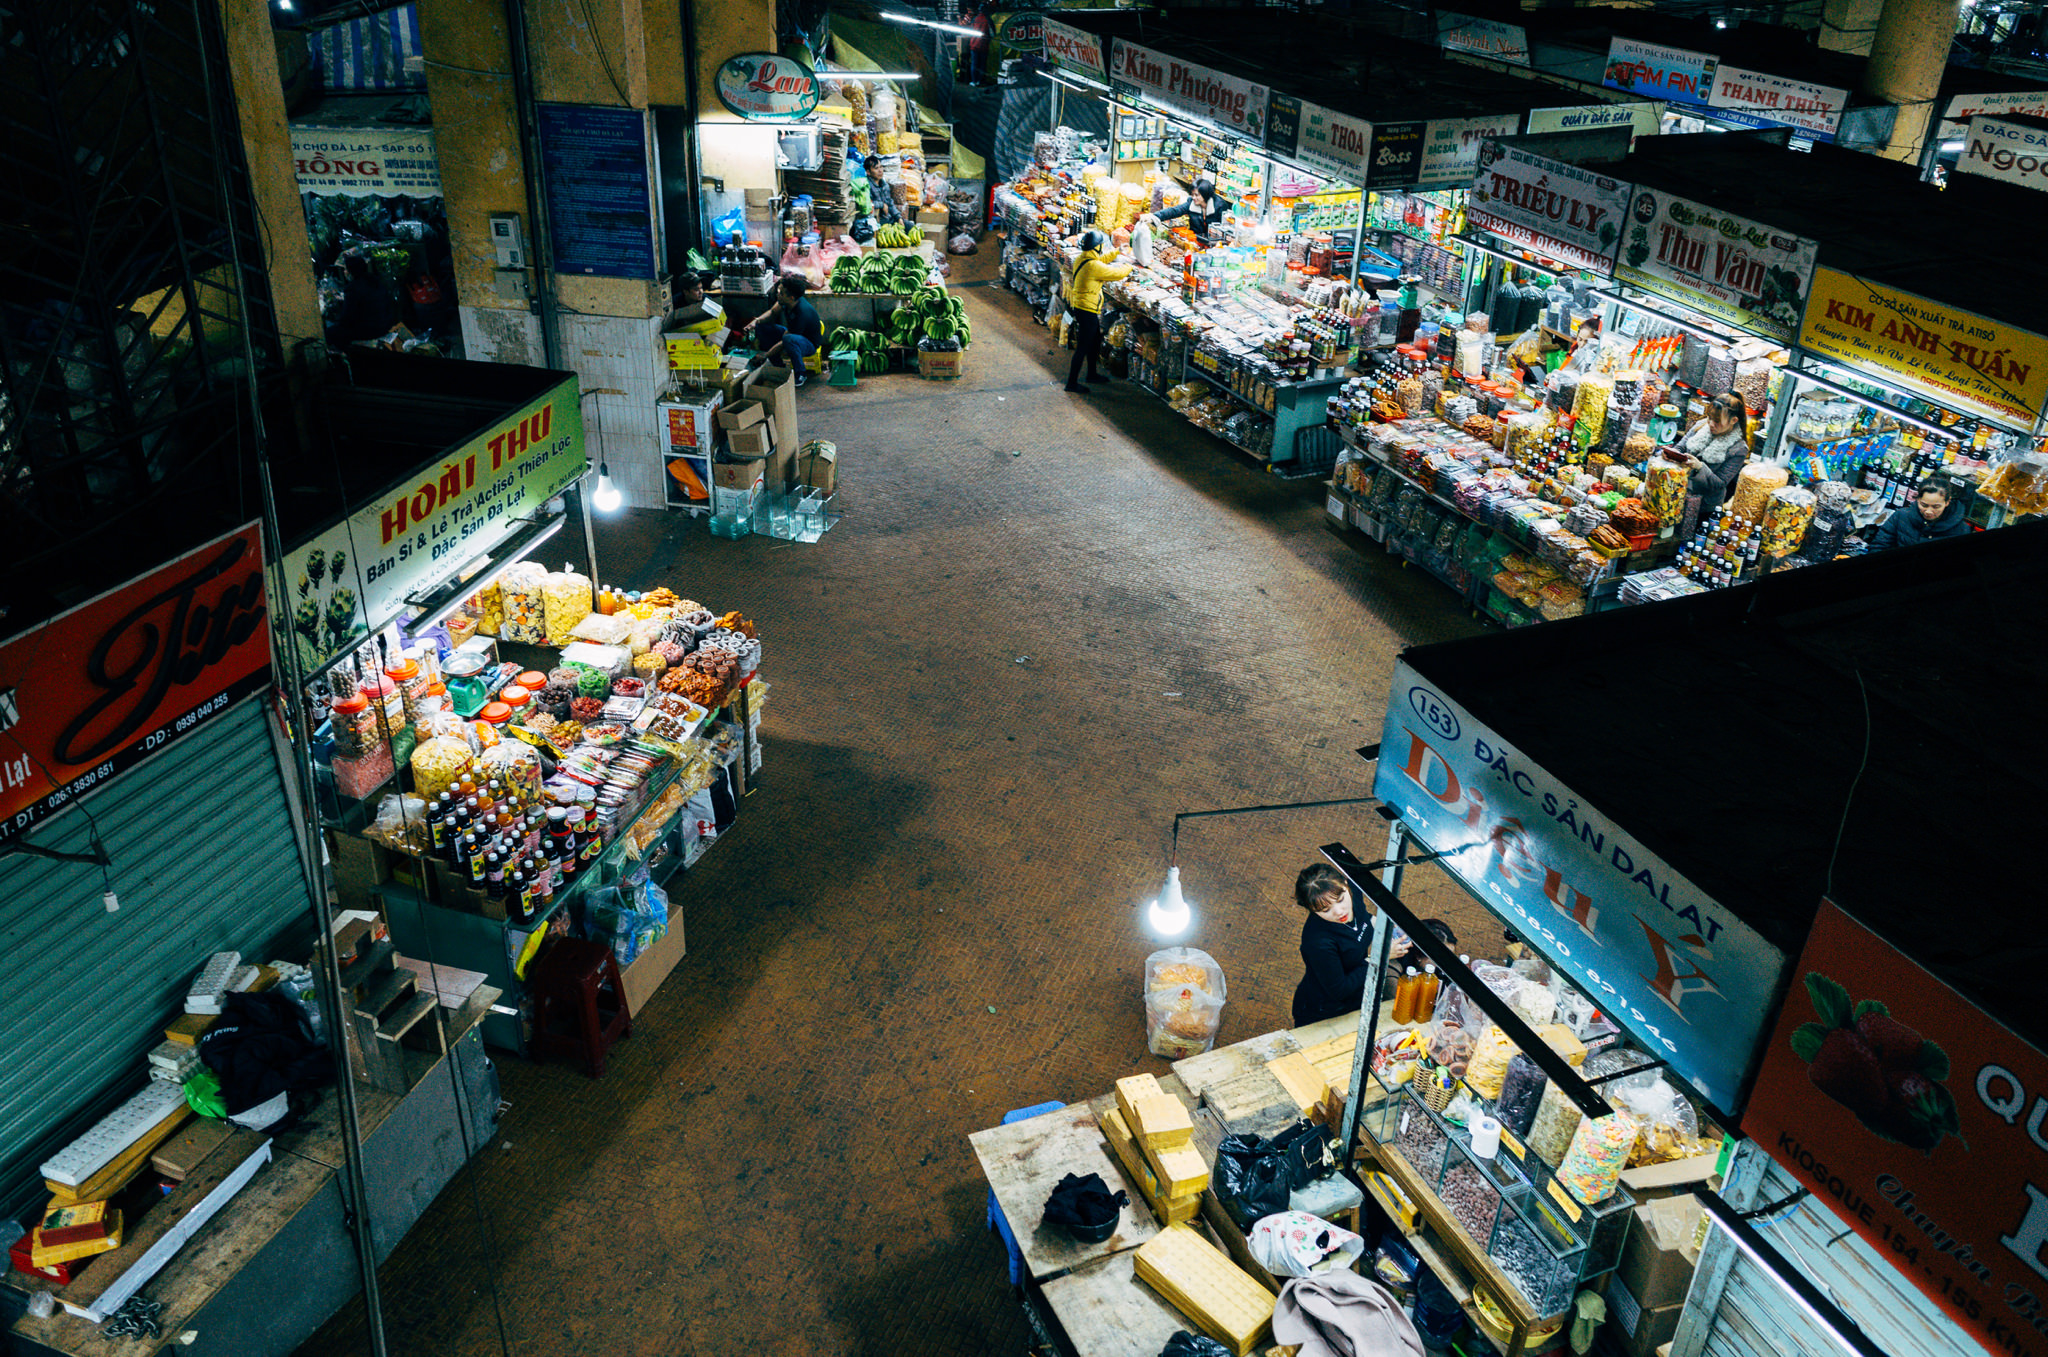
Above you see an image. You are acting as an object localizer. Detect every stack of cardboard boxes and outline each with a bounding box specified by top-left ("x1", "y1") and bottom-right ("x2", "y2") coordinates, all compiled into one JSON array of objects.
[
  {"x1": 710, "y1": 364, "x2": 799, "y2": 525},
  {"x1": 1603, "y1": 1187, "x2": 1706, "y2": 1357}
]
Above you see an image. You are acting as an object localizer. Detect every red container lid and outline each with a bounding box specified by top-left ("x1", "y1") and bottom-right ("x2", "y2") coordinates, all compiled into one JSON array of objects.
[
  {"x1": 361, "y1": 675, "x2": 396, "y2": 698},
  {"x1": 331, "y1": 693, "x2": 369, "y2": 714},
  {"x1": 481, "y1": 702, "x2": 513, "y2": 725}
]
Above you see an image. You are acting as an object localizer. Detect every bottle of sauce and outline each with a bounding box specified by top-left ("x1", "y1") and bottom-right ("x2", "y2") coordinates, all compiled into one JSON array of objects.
[
  {"x1": 1417, "y1": 964, "x2": 1441, "y2": 1021},
  {"x1": 485, "y1": 853, "x2": 505, "y2": 897},
  {"x1": 1392, "y1": 967, "x2": 1420, "y2": 1024},
  {"x1": 507, "y1": 872, "x2": 528, "y2": 922},
  {"x1": 578, "y1": 807, "x2": 604, "y2": 864},
  {"x1": 427, "y1": 794, "x2": 452, "y2": 856},
  {"x1": 467, "y1": 839, "x2": 488, "y2": 885}
]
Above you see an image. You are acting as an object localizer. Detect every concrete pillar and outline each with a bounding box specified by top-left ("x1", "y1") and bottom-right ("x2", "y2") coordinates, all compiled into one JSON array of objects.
[
  {"x1": 1863, "y1": 0, "x2": 1962, "y2": 161},
  {"x1": 1819, "y1": 0, "x2": 1884, "y2": 56},
  {"x1": 692, "y1": 0, "x2": 782, "y2": 261},
  {"x1": 216, "y1": 0, "x2": 323, "y2": 352}
]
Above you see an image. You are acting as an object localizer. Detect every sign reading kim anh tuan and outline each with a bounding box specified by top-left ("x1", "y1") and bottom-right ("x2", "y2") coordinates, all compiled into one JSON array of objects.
[
  {"x1": 1375, "y1": 658, "x2": 1789, "y2": 1115},
  {"x1": 1109, "y1": 39, "x2": 1267, "y2": 144}
]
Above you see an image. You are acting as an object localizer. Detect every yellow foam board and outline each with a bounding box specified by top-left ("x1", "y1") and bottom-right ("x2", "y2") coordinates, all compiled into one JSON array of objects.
[
  {"x1": 1265, "y1": 1052, "x2": 1329, "y2": 1111},
  {"x1": 1115, "y1": 1073, "x2": 1166, "y2": 1128},
  {"x1": 1102, "y1": 1108, "x2": 1160, "y2": 1199},
  {"x1": 1146, "y1": 1141, "x2": 1211, "y2": 1198},
  {"x1": 1130, "y1": 1094, "x2": 1194, "y2": 1150},
  {"x1": 1134, "y1": 1223, "x2": 1276, "y2": 1356}
]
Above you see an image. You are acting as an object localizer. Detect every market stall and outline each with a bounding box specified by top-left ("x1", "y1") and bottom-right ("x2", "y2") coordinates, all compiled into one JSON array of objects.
[{"x1": 1355, "y1": 518, "x2": 2048, "y2": 1357}]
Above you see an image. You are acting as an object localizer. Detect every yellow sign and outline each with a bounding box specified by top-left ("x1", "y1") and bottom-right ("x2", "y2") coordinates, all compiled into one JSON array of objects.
[{"x1": 1798, "y1": 267, "x2": 2048, "y2": 427}]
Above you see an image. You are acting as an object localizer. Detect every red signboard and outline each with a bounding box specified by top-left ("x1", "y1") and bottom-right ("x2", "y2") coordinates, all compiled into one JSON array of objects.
[
  {"x1": 0, "y1": 523, "x2": 273, "y2": 841},
  {"x1": 1743, "y1": 900, "x2": 2048, "y2": 1357}
]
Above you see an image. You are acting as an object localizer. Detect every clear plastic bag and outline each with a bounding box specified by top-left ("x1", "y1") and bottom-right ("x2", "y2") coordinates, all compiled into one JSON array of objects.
[
  {"x1": 1145, "y1": 946, "x2": 1226, "y2": 1002},
  {"x1": 1495, "y1": 1054, "x2": 1547, "y2": 1138},
  {"x1": 1616, "y1": 1075, "x2": 1708, "y2": 1166},
  {"x1": 1465, "y1": 1025, "x2": 1517, "y2": 1099},
  {"x1": 1426, "y1": 1023, "x2": 1475, "y2": 1076},
  {"x1": 1146, "y1": 984, "x2": 1224, "y2": 1058},
  {"x1": 364, "y1": 794, "x2": 430, "y2": 853}
]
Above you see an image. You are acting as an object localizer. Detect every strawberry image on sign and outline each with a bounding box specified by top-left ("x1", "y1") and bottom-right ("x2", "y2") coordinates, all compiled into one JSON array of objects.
[{"x1": 1789, "y1": 972, "x2": 1962, "y2": 1152}]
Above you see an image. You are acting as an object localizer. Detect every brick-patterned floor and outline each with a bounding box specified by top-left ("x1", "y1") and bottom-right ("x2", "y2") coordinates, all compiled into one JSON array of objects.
[{"x1": 295, "y1": 249, "x2": 1491, "y2": 1357}]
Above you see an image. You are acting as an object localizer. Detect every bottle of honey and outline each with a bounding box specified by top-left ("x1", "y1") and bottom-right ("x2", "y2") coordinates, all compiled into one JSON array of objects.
[
  {"x1": 1392, "y1": 967, "x2": 1421, "y2": 1024},
  {"x1": 1417, "y1": 964, "x2": 1442, "y2": 1021}
]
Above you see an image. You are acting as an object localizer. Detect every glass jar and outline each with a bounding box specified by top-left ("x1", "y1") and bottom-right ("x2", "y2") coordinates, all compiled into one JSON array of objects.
[{"x1": 329, "y1": 692, "x2": 380, "y2": 759}]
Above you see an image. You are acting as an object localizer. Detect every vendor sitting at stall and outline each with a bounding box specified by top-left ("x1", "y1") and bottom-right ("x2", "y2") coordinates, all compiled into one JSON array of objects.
[
  {"x1": 1675, "y1": 391, "x2": 1752, "y2": 513},
  {"x1": 733, "y1": 276, "x2": 824, "y2": 387},
  {"x1": 1868, "y1": 476, "x2": 1972, "y2": 549},
  {"x1": 1292, "y1": 864, "x2": 1409, "y2": 1028},
  {"x1": 1154, "y1": 178, "x2": 1228, "y2": 245}
]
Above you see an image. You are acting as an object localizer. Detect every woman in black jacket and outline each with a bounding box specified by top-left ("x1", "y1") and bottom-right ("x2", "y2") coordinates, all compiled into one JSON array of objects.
[
  {"x1": 1291, "y1": 864, "x2": 1410, "y2": 1027},
  {"x1": 1155, "y1": 178, "x2": 1228, "y2": 244}
]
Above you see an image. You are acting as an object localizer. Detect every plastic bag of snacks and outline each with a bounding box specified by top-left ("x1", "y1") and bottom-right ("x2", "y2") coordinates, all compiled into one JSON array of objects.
[
  {"x1": 1615, "y1": 1076, "x2": 1711, "y2": 1166},
  {"x1": 366, "y1": 794, "x2": 431, "y2": 854},
  {"x1": 1464, "y1": 1024, "x2": 1518, "y2": 1099},
  {"x1": 471, "y1": 583, "x2": 505, "y2": 636},
  {"x1": 1494, "y1": 1054, "x2": 1547, "y2": 1137},
  {"x1": 1146, "y1": 982, "x2": 1225, "y2": 1058},
  {"x1": 1643, "y1": 453, "x2": 1689, "y2": 528},
  {"x1": 1426, "y1": 1023, "x2": 1474, "y2": 1077},
  {"x1": 1760, "y1": 485, "x2": 1817, "y2": 558},
  {"x1": 542, "y1": 569, "x2": 594, "y2": 645},
  {"x1": 409, "y1": 735, "x2": 473, "y2": 801},
  {"x1": 569, "y1": 612, "x2": 634, "y2": 645},
  {"x1": 1728, "y1": 462, "x2": 1790, "y2": 522},
  {"x1": 498, "y1": 563, "x2": 547, "y2": 643},
  {"x1": 1144, "y1": 947, "x2": 1226, "y2": 1002}
]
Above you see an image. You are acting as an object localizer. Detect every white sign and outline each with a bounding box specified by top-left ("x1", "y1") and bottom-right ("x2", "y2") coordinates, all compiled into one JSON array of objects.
[
  {"x1": 1466, "y1": 141, "x2": 1628, "y2": 273},
  {"x1": 290, "y1": 125, "x2": 441, "y2": 197},
  {"x1": 1525, "y1": 102, "x2": 1663, "y2": 141},
  {"x1": 1437, "y1": 11, "x2": 1530, "y2": 66},
  {"x1": 1616, "y1": 189, "x2": 1818, "y2": 341},
  {"x1": 1955, "y1": 114, "x2": 2048, "y2": 191},
  {"x1": 1375, "y1": 658, "x2": 1790, "y2": 1115},
  {"x1": 1294, "y1": 100, "x2": 1374, "y2": 184},
  {"x1": 1109, "y1": 39, "x2": 1268, "y2": 144},
  {"x1": 1707, "y1": 66, "x2": 1848, "y2": 142},
  {"x1": 1940, "y1": 90, "x2": 2048, "y2": 141},
  {"x1": 1418, "y1": 114, "x2": 1523, "y2": 190},
  {"x1": 1041, "y1": 18, "x2": 1105, "y2": 81}
]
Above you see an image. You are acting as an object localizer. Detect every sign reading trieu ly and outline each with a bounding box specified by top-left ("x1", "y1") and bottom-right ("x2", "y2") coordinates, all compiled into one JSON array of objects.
[
  {"x1": 0, "y1": 523, "x2": 272, "y2": 842},
  {"x1": 1743, "y1": 900, "x2": 2048, "y2": 1357},
  {"x1": 1375, "y1": 658, "x2": 1788, "y2": 1114},
  {"x1": 279, "y1": 376, "x2": 585, "y2": 675},
  {"x1": 1465, "y1": 141, "x2": 1629, "y2": 274}
]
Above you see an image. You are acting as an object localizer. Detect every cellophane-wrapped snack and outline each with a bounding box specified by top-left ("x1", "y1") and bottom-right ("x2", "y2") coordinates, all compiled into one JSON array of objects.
[
  {"x1": 542, "y1": 570, "x2": 594, "y2": 645},
  {"x1": 1761, "y1": 485, "x2": 1817, "y2": 557},
  {"x1": 498, "y1": 563, "x2": 547, "y2": 643},
  {"x1": 409, "y1": 735, "x2": 473, "y2": 801},
  {"x1": 1729, "y1": 462, "x2": 1790, "y2": 522}
]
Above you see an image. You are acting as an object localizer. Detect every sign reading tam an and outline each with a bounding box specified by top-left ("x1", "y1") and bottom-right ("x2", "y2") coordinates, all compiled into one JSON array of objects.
[
  {"x1": 1603, "y1": 37, "x2": 1718, "y2": 104},
  {"x1": 714, "y1": 53, "x2": 819, "y2": 122},
  {"x1": 1743, "y1": 900, "x2": 2048, "y2": 1357},
  {"x1": 1374, "y1": 657, "x2": 1788, "y2": 1115}
]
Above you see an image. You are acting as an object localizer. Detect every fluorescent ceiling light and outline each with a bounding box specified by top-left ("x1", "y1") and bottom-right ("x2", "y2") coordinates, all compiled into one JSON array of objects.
[
  {"x1": 881, "y1": 11, "x2": 982, "y2": 37},
  {"x1": 833, "y1": 70, "x2": 924, "y2": 81},
  {"x1": 1040, "y1": 67, "x2": 1111, "y2": 95}
]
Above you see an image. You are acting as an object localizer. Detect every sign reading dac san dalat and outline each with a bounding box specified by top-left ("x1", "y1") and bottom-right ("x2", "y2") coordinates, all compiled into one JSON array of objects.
[
  {"x1": 1956, "y1": 115, "x2": 2048, "y2": 194},
  {"x1": 1799, "y1": 267, "x2": 2048, "y2": 429},
  {"x1": 1465, "y1": 141, "x2": 1629, "y2": 274},
  {"x1": 0, "y1": 523, "x2": 272, "y2": 843},
  {"x1": 1941, "y1": 90, "x2": 2048, "y2": 142},
  {"x1": 1525, "y1": 102, "x2": 1664, "y2": 143},
  {"x1": 1616, "y1": 189, "x2": 1819, "y2": 343},
  {"x1": 1743, "y1": 900, "x2": 2048, "y2": 1357},
  {"x1": 278, "y1": 376, "x2": 585, "y2": 676},
  {"x1": 290, "y1": 126, "x2": 441, "y2": 197},
  {"x1": 1375, "y1": 659, "x2": 1788, "y2": 1114},
  {"x1": 1041, "y1": 18, "x2": 1105, "y2": 81},
  {"x1": 1109, "y1": 39, "x2": 1267, "y2": 144}
]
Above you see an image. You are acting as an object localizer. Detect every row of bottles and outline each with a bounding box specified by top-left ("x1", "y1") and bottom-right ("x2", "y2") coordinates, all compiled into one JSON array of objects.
[
  {"x1": 424, "y1": 775, "x2": 605, "y2": 924},
  {"x1": 1678, "y1": 508, "x2": 1763, "y2": 588},
  {"x1": 1392, "y1": 963, "x2": 1443, "y2": 1024}
]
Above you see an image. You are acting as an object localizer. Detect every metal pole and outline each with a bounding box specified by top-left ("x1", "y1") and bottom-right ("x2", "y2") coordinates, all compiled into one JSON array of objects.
[
  {"x1": 1338, "y1": 817, "x2": 1409, "y2": 1157},
  {"x1": 1351, "y1": 188, "x2": 1366, "y2": 285}
]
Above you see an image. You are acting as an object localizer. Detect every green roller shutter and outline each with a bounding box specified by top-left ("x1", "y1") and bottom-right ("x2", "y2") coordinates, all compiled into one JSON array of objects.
[{"x1": 0, "y1": 697, "x2": 318, "y2": 1220}]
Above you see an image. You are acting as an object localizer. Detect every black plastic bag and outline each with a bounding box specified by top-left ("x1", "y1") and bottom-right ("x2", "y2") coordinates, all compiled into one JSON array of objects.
[
  {"x1": 1214, "y1": 1133, "x2": 1291, "y2": 1230},
  {"x1": 1160, "y1": 1331, "x2": 1231, "y2": 1357},
  {"x1": 1042, "y1": 1171, "x2": 1127, "y2": 1229},
  {"x1": 198, "y1": 990, "x2": 335, "y2": 1128}
]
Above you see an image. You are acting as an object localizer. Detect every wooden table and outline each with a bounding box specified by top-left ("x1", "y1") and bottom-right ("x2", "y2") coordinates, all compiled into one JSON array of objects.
[
  {"x1": 12, "y1": 987, "x2": 500, "y2": 1357},
  {"x1": 1038, "y1": 1250, "x2": 1193, "y2": 1357},
  {"x1": 970, "y1": 1102, "x2": 1166, "y2": 1284}
]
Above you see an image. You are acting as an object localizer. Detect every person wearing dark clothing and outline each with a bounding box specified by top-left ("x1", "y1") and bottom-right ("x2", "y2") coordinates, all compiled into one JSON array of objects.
[
  {"x1": 735, "y1": 276, "x2": 824, "y2": 386},
  {"x1": 1155, "y1": 178, "x2": 1228, "y2": 244},
  {"x1": 1290, "y1": 864, "x2": 1410, "y2": 1028},
  {"x1": 1869, "y1": 478, "x2": 1972, "y2": 549},
  {"x1": 1676, "y1": 391, "x2": 1751, "y2": 514}
]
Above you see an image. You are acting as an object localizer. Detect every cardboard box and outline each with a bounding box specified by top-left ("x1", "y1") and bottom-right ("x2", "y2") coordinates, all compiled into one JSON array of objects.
[
  {"x1": 727, "y1": 414, "x2": 778, "y2": 460},
  {"x1": 662, "y1": 299, "x2": 724, "y2": 330},
  {"x1": 713, "y1": 460, "x2": 765, "y2": 492},
  {"x1": 1604, "y1": 1274, "x2": 1684, "y2": 1357},
  {"x1": 663, "y1": 331, "x2": 727, "y2": 371},
  {"x1": 1616, "y1": 1192, "x2": 1704, "y2": 1310},
  {"x1": 716, "y1": 399, "x2": 767, "y2": 432},
  {"x1": 917, "y1": 348, "x2": 966, "y2": 380},
  {"x1": 743, "y1": 364, "x2": 798, "y2": 448},
  {"x1": 712, "y1": 483, "x2": 759, "y2": 517},
  {"x1": 764, "y1": 443, "x2": 795, "y2": 492},
  {"x1": 796, "y1": 441, "x2": 836, "y2": 493},
  {"x1": 917, "y1": 206, "x2": 949, "y2": 227}
]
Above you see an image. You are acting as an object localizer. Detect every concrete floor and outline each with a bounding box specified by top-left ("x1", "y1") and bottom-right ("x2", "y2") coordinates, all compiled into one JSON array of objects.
[{"x1": 295, "y1": 247, "x2": 1495, "y2": 1357}]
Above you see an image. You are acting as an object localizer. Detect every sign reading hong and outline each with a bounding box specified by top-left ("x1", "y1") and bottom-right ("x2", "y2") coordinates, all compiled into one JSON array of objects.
[
  {"x1": 279, "y1": 377, "x2": 585, "y2": 675},
  {"x1": 1374, "y1": 659, "x2": 1788, "y2": 1114},
  {"x1": 1109, "y1": 39, "x2": 1267, "y2": 143},
  {"x1": 290, "y1": 126, "x2": 441, "y2": 197}
]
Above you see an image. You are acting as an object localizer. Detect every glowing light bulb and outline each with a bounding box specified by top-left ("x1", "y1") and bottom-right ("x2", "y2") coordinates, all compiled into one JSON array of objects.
[
  {"x1": 592, "y1": 464, "x2": 622, "y2": 513},
  {"x1": 1148, "y1": 866, "x2": 1191, "y2": 938}
]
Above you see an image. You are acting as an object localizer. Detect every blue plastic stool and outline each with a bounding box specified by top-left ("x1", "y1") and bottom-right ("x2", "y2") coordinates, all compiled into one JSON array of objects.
[{"x1": 987, "y1": 1100, "x2": 1066, "y2": 1286}]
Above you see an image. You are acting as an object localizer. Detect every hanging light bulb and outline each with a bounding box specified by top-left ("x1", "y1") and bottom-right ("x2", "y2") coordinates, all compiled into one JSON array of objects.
[
  {"x1": 1147, "y1": 866, "x2": 1192, "y2": 938},
  {"x1": 592, "y1": 463, "x2": 622, "y2": 513}
]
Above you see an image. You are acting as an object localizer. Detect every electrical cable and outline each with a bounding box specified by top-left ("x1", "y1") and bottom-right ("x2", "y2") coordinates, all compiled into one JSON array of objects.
[{"x1": 1823, "y1": 668, "x2": 1872, "y2": 901}]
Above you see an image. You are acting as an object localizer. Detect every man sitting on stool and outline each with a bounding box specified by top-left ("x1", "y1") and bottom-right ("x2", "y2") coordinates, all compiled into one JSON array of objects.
[{"x1": 733, "y1": 276, "x2": 824, "y2": 387}]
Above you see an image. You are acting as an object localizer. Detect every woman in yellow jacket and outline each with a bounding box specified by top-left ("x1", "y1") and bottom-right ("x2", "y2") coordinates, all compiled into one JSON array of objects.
[{"x1": 1065, "y1": 230, "x2": 1131, "y2": 394}]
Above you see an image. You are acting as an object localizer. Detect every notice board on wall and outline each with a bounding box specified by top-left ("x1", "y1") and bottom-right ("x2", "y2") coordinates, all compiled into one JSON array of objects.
[{"x1": 536, "y1": 104, "x2": 658, "y2": 279}]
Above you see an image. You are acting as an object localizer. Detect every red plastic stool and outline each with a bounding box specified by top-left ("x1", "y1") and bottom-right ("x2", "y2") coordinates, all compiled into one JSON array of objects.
[{"x1": 528, "y1": 938, "x2": 632, "y2": 1077}]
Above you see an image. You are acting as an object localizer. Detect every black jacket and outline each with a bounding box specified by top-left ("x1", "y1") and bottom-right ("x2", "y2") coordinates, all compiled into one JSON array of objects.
[
  {"x1": 1293, "y1": 911, "x2": 1377, "y2": 1028},
  {"x1": 1870, "y1": 496, "x2": 1971, "y2": 550},
  {"x1": 1156, "y1": 197, "x2": 1226, "y2": 243}
]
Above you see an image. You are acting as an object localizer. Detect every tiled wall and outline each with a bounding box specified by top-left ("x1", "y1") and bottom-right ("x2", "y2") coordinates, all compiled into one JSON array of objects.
[{"x1": 557, "y1": 312, "x2": 668, "y2": 511}]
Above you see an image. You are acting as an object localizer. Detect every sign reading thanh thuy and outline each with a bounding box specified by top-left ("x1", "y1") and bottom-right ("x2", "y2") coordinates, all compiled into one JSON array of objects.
[
  {"x1": 1743, "y1": 900, "x2": 2048, "y2": 1357},
  {"x1": 1799, "y1": 267, "x2": 2048, "y2": 427}
]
